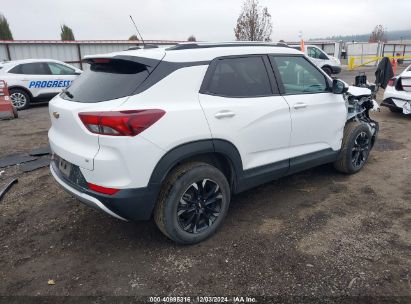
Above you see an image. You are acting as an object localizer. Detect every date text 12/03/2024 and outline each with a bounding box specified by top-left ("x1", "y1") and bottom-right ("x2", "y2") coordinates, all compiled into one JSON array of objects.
[{"x1": 148, "y1": 296, "x2": 257, "y2": 303}]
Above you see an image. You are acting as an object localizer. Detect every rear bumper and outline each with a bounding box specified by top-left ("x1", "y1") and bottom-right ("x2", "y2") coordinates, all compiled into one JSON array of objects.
[
  {"x1": 381, "y1": 97, "x2": 411, "y2": 110},
  {"x1": 50, "y1": 161, "x2": 160, "y2": 221},
  {"x1": 381, "y1": 98, "x2": 400, "y2": 109}
]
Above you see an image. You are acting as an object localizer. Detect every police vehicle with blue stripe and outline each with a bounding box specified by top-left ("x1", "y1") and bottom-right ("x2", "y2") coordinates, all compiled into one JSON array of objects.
[{"x1": 0, "y1": 59, "x2": 82, "y2": 110}]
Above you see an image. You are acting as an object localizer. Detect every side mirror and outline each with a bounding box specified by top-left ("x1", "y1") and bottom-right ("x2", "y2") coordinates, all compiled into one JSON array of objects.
[
  {"x1": 332, "y1": 79, "x2": 349, "y2": 94},
  {"x1": 74, "y1": 72, "x2": 81, "y2": 75}
]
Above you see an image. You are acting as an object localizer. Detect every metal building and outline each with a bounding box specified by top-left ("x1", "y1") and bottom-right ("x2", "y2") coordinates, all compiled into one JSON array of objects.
[{"x1": 0, "y1": 40, "x2": 182, "y2": 69}]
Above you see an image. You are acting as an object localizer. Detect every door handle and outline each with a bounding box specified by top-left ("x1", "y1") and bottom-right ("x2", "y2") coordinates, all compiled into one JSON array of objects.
[
  {"x1": 293, "y1": 103, "x2": 308, "y2": 109},
  {"x1": 214, "y1": 111, "x2": 236, "y2": 119}
]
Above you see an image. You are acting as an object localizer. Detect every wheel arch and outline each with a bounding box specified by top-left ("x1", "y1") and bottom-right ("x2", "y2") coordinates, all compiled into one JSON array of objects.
[
  {"x1": 148, "y1": 139, "x2": 243, "y2": 193},
  {"x1": 8, "y1": 85, "x2": 34, "y2": 100},
  {"x1": 321, "y1": 65, "x2": 332, "y2": 72}
]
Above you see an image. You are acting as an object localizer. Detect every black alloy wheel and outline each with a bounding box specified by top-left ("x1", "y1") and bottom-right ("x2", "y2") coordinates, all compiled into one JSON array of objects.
[
  {"x1": 177, "y1": 179, "x2": 222, "y2": 234},
  {"x1": 351, "y1": 131, "x2": 370, "y2": 168}
]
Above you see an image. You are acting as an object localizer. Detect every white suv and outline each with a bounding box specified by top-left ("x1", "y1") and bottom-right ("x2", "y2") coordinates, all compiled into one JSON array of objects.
[
  {"x1": 48, "y1": 42, "x2": 378, "y2": 244},
  {"x1": 0, "y1": 59, "x2": 82, "y2": 110}
]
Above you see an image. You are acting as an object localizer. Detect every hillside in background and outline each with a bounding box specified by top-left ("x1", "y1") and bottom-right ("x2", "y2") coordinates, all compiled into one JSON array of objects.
[{"x1": 311, "y1": 29, "x2": 411, "y2": 42}]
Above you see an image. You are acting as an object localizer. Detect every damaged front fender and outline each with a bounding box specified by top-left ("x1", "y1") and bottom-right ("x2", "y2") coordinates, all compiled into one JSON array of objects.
[{"x1": 345, "y1": 86, "x2": 379, "y2": 147}]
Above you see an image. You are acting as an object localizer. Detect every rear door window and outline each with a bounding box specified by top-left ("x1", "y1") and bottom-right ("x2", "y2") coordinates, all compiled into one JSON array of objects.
[
  {"x1": 62, "y1": 59, "x2": 151, "y2": 103},
  {"x1": 9, "y1": 62, "x2": 51, "y2": 75},
  {"x1": 204, "y1": 56, "x2": 273, "y2": 97}
]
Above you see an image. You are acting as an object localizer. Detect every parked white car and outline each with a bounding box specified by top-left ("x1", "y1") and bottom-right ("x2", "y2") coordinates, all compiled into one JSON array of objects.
[
  {"x1": 382, "y1": 64, "x2": 411, "y2": 114},
  {"x1": 289, "y1": 44, "x2": 341, "y2": 76},
  {"x1": 48, "y1": 42, "x2": 378, "y2": 244},
  {"x1": 0, "y1": 59, "x2": 82, "y2": 110}
]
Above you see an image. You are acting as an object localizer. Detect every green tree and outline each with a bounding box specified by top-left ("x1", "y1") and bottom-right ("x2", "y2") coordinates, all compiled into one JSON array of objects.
[
  {"x1": 234, "y1": 0, "x2": 272, "y2": 41},
  {"x1": 129, "y1": 34, "x2": 139, "y2": 41},
  {"x1": 0, "y1": 13, "x2": 13, "y2": 40},
  {"x1": 60, "y1": 24, "x2": 75, "y2": 41}
]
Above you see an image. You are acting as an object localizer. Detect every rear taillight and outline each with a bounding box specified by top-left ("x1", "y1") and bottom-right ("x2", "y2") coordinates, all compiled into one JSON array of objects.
[
  {"x1": 78, "y1": 110, "x2": 165, "y2": 136},
  {"x1": 87, "y1": 182, "x2": 119, "y2": 195},
  {"x1": 387, "y1": 78, "x2": 396, "y2": 87},
  {"x1": 0, "y1": 80, "x2": 9, "y2": 96}
]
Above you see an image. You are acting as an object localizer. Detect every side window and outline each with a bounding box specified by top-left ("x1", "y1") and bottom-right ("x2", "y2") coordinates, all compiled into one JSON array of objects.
[
  {"x1": 8, "y1": 64, "x2": 23, "y2": 74},
  {"x1": 205, "y1": 56, "x2": 272, "y2": 97},
  {"x1": 48, "y1": 62, "x2": 75, "y2": 75},
  {"x1": 308, "y1": 47, "x2": 321, "y2": 59},
  {"x1": 9, "y1": 63, "x2": 50, "y2": 75},
  {"x1": 272, "y1": 56, "x2": 328, "y2": 94}
]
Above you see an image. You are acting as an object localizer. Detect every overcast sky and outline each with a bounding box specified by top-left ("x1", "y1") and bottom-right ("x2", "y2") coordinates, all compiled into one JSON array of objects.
[{"x1": 2, "y1": 0, "x2": 410, "y2": 41}]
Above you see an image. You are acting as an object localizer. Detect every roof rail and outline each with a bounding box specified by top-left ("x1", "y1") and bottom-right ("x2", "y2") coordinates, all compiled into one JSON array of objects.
[{"x1": 167, "y1": 42, "x2": 290, "y2": 51}]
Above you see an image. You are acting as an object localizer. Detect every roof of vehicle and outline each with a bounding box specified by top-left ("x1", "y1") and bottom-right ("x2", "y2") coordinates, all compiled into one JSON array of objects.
[
  {"x1": 0, "y1": 58, "x2": 74, "y2": 67},
  {"x1": 288, "y1": 44, "x2": 319, "y2": 48},
  {"x1": 84, "y1": 41, "x2": 303, "y2": 63}
]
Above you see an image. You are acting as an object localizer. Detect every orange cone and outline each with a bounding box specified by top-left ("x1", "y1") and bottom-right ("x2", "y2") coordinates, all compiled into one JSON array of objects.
[
  {"x1": 0, "y1": 81, "x2": 17, "y2": 120},
  {"x1": 300, "y1": 39, "x2": 305, "y2": 52}
]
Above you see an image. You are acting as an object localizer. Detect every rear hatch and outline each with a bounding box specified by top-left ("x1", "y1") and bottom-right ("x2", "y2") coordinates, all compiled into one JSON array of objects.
[{"x1": 48, "y1": 50, "x2": 165, "y2": 171}]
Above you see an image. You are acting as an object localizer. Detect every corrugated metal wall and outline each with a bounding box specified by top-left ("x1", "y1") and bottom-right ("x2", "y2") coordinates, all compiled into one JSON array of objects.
[
  {"x1": 0, "y1": 45, "x2": 8, "y2": 61},
  {"x1": 0, "y1": 41, "x2": 179, "y2": 69}
]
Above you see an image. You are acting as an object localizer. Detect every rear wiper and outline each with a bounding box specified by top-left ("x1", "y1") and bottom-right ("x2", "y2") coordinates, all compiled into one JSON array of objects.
[{"x1": 63, "y1": 89, "x2": 74, "y2": 99}]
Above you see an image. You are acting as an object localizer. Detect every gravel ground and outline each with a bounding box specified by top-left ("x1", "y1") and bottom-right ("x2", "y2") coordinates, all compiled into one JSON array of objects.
[{"x1": 0, "y1": 67, "x2": 410, "y2": 301}]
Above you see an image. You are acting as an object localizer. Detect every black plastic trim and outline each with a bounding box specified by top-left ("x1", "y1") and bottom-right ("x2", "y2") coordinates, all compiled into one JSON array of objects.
[
  {"x1": 53, "y1": 141, "x2": 340, "y2": 221},
  {"x1": 148, "y1": 139, "x2": 338, "y2": 195},
  {"x1": 51, "y1": 161, "x2": 158, "y2": 221},
  {"x1": 288, "y1": 149, "x2": 339, "y2": 175},
  {"x1": 238, "y1": 160, "x2": 289, "y2": 192},
  {"x1": 149, "y1": 140, "x2": 215, "y2": 184},
  {"x1": 167, "y1": 43, "x2": 291, "y2": 51},
  {"x1": 381, "y1": 98, "x2": 404, "y2": 110}
]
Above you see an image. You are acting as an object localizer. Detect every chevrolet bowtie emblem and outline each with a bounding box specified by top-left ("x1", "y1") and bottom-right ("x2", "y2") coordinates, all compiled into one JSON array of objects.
[{"x1": 53, "y1": 112, "x2": 60, "y2": 119}]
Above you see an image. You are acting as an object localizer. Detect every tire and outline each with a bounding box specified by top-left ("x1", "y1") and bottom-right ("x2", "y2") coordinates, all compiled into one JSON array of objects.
[
  {"x1": 322, "y1": 66, "x2": 332, "y2": 76},
  {"x1": 334, "y1": 122, "x2": 372, "y2": 174},
  {"x1": 9, "y1": 88, "x2": 31, "y2": 110},
  {"x1": 154, "y1": 162, "x2": 231, "y2": 244}
]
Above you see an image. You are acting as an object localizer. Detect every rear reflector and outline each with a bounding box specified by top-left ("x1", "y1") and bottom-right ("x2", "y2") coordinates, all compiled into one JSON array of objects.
[
  {"x1": 387, "y1": 78, "x2": 395, "y2": 87},
  {"x1": 87, "y1": 182, "x2": 119, "y2": 195},
  {"x1": 79, "y1": 109, "x2": 165, "y2": 136}
]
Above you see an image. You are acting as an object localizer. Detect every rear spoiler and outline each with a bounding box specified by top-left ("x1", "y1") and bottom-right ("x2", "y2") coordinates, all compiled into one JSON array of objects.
[{"x1": 82, "y1": 55, "x2": 163, "y2": 73}]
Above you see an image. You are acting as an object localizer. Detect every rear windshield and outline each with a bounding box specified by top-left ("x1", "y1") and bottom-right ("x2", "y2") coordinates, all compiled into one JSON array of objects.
[{"x1": 62, "y1": 59, "x2": 151, "y2": 103}]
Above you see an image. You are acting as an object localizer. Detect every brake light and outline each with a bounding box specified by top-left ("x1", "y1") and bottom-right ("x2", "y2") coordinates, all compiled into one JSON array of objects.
[
  {"x1": 87, "y1": 182, "x2": 119, "y2": 195},
  {"x1": 387, "y1": 78, "x2": 395, "y2": 87},
  {"x1": 0, "y1": 80, "x2": 9, "y2": 96},
  {"x1": 78, "y1": 110, "x2": 165, "y2": 136},
  {"x1": 92, "y1": 58, "x2": 111, "y2": 64}
]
